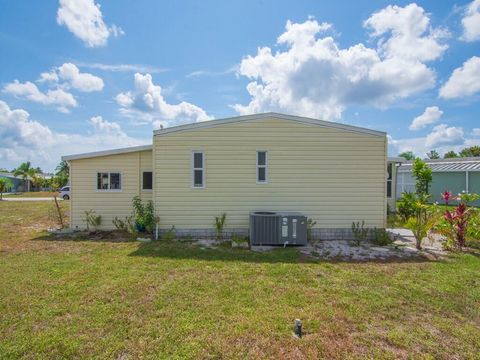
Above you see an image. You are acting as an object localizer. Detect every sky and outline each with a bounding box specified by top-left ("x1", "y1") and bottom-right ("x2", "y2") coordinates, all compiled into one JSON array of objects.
[{"x1": 0, "y1": 0, "x2": 479, "y2": 172}]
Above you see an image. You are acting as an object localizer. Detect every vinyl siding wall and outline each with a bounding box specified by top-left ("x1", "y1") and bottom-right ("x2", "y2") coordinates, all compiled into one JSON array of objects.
[
  {"x1": 69, "y1": 150, "x2": 152, "y2": 229},
  {"x1": 153, "y1": 117, "x2": 387, "y2": 231}
]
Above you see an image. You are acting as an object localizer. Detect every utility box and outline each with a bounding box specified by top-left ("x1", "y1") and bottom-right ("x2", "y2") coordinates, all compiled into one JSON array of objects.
[{"x1": 249, "y1": 211, "x2": 307, "y2": 246}]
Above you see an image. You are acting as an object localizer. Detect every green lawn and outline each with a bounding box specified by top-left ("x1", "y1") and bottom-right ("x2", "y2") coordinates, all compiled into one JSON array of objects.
[
  {"x1": 0, "y1": 201, "x2": 479, "y2": 359},
  {"x1": 3, "y1": 191, "x2": 58, "y2": 198}
]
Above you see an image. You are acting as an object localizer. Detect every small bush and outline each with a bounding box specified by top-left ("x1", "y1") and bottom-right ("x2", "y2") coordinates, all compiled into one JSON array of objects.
[
  {"x1": 163, "y1": 226, "x2": 176, "y2": 241},
  {"x1": 214, "y1": 213, "x2": 227, "y2": 241},
  {"x1": 371, "y1": 228, "x2": 393, "y2": 246},
  {"x1": 132, "y1": 196, "x2": 159, "y2": 233},
  {"x1": 397, "y1": 192, "x2": 417, "y2": 222},
  {"x1": 307, "y1": 218, "x2": 317, "y2": 241},
  {"x1": 112, "y1": 216, "x2": 132, "y2": 232},
  {"x1": 351, "y1": 220, "x2": 368, "y2": 246},
  {"x1": 83, "y1": 210, "x2": 101, "y2": 232}
]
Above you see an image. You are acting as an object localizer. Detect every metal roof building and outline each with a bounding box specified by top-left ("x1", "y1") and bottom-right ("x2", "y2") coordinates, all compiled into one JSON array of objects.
[{"x1": 397, "y1": 157, "x2": 480, "y2": 205}]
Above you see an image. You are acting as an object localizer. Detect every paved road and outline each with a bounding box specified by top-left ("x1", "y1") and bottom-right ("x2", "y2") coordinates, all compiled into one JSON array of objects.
[{"x1": 1, "y1": 197, "x2": 64, "y2": 201}]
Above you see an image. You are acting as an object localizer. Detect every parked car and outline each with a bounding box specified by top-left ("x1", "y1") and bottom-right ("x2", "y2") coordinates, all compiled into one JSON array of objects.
[{"x1": 59, "y1": 186, "x2": 70, "y2": 200}]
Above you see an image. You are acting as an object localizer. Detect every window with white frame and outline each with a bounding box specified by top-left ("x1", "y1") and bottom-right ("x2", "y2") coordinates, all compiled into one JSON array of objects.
[
  {"x1": 97, "y1": 172, "x2": 121, "y2": 190},
  {"x1": 192, "y1": 151, "x2": 205, "y2": 188},
  {"x1": 257, "y1": 151, "x2": 267, "y2": 183},
  {"x1": 142, "y1": 171, "x2": 153, "y2": 190}
]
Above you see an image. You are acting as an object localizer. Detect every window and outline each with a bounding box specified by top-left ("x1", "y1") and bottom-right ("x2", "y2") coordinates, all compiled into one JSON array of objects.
[
  {"x1": 97, "y1": 172, "x2": 121, "y2": 191},
  {"x1": 387, "y1": 163, "x2": 392, "y2": 198},
  {"x1": 256, "y1": 151, "x2": 267, "y2": 183},
  {"x1": 192, "y1": 151, "x2": 204, "y2": 188},
  {"x1": 142, "y1": 171, "x2": 153, "y2": 190}
]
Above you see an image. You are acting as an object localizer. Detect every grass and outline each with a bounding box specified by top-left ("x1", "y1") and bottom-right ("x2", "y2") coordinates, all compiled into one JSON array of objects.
[
  {"x1": 0, "y1": 202, "x2": 479, "y2": 359},
  {"x1": 3, "y1": 191, "x2": 58, "y2": 198}
]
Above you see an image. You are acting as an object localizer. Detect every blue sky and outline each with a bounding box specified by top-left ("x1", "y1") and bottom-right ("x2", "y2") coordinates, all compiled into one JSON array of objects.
[{"x1": 1, "y1": 0, "x2": 479, "y2": 171}]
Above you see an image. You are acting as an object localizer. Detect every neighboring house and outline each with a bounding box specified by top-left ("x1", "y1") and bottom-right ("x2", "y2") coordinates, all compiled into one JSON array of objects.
[
  {"x1": 397, "y1": 157, "x2": 480, "y2": 206},
  {"x1": 63, "y1": 112, "x2": 399, "y2": 239},
  {"x1": 387, "y1": 157, "x2": 405, "y2": 213},
  {"x1": 0, "y1": 172, "x2": 30, "y2": 192}
]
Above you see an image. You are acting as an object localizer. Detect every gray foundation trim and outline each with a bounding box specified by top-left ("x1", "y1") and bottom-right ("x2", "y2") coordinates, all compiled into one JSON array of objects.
[{"x1": 158, "y1": 228, "x2": 377, "y2": 241}]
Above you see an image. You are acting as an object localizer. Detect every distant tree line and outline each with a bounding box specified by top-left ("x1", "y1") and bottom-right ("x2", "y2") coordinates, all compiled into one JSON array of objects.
[
  {"x1": 1, "y1": 160, "x2": 69, "y2": 191},
  {"x1": 399, "y1": 145, "x2": 480, "y2": 161}
]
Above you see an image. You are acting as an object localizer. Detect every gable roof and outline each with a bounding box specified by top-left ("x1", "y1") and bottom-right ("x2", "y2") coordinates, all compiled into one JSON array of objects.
[
  {"x1": 62, "y1": 144, "x2": 152, "y2": 161},
  {"x1": 153, "y1": 112, "x2": 386, "y2": 137}
]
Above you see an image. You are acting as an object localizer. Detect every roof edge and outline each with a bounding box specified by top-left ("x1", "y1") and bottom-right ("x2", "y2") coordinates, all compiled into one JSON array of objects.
[
  {"x1": 153, "y1": 112, "x2": 386, "y2": 137},
  {"x1": 62, "y1": 144, "x2": 152, "y2": 161}
]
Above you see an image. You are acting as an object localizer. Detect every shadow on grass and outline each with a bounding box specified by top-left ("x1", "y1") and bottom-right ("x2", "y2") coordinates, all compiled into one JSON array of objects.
[{"x1": 33, "y1": 230, "x2": 135, "y2": 243}]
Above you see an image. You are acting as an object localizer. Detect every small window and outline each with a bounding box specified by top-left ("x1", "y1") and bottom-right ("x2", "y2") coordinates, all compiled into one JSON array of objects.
[
  {"x1": 97, "y1": 172, "x2": 121, "y2": 191},
  {"x1": 256, "y1": 151, "x2": 268, "y2": 183},
  {"x1": 192, "y1": 151, "x2": 204, "y2": 188},
  {"x1": 142, "y1": 171, "x2": 153, "y2": 190}
]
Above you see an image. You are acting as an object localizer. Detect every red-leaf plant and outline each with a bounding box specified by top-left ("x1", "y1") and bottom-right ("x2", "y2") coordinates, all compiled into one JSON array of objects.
[{"x1": 444, "y1": 203, "x2": 471, "y2": 249}]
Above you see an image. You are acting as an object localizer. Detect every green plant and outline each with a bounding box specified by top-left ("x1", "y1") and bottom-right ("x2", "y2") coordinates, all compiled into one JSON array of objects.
[
  {"x1": 412, "y1": 158, "x2": 432, "y2": 196},
  {"x1": 351, "y1": 220, "x2": 368, "y2": 246},
  {"x1": 12, "y1": 161, "x2": 39, "y2": 192},
  {"x1": 163, "y1": 226, "x2": 176, "y2": 241},
  {"x1": 0, "y1": 177, "x2": 13, "y2": 200},
  {"x1": 132, "y1": 196, "x2": 159, "y2": 233},
  {"x1": 405, "y1": 196, "x2": 438, "y2": 250},
  {"x1": 307, "y1": 218, "x2": 317, "y2": 241},
  {"x1": 371, "y1": 228, "x2": 393, "y2": 246},
  {"x1": 83, "y1": 210, "x2": 102, "y2": 232},
  {"x1": 397, "y1": 192, "x2": 418, "y2": 222},
  {"x1": 214, "y1": 212, "x2": 227, "y2": 241},
  {"x1": 112, "y1": 216, "x2": 131, "y2": 232}
]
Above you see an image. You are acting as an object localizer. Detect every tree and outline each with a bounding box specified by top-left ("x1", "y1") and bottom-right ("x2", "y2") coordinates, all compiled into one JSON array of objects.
[
  {"x1": 459, "y1": 146, "x2": 480, "y2": 158},
  {"x1": 0, "y1": 177, "x2": 13, "y2": 200},
  {"x1": 412, "y1": 158, "x2": 432, "y2": 196},
  {"x1": 13, "y1": 161, "x2": 38, "y2": 192},
  {"x1": 399, "y1": 151, "x2": 415, "y2": 160},
  {"x1": 426, "y1": 150, "x2": 439, "y2": 159},
  {"x1": 444, "y1": 150, "x2": 458, "y2": 159},
  {"x1": 55, "y1": 160, "x2": 69, "y2": 187}
]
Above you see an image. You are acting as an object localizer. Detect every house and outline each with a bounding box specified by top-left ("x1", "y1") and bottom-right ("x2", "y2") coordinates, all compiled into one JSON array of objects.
[
  {"x1": 397, "y1": 157, "x2": 480, "y2": 206},
  {"x1": 63, "y1": 112, "x2": 399, "y2": 240},
  {"x1": 0, "y1": 172, "x2": 30, "y2": 192}
]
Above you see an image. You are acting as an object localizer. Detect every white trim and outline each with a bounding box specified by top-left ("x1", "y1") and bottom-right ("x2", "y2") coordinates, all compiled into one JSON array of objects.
[
  {"x1": 154, "y1": 112, "x2": 386, "y2": 138},
  {"x1": 95, "y1": 171, "x2": 123, "y2": 192},
  {"x1": 62, "y1": 145, "x2": 152, "y2": 161},
  {"x1": 191, "y1": 151, "x2": 205, "y2": 189},
  {"x1": 256, "y1": 150, "x2": 268, "y2": 184},
  {"x1": 466, "y1": 171, "x2": 469, "y2": 193}
]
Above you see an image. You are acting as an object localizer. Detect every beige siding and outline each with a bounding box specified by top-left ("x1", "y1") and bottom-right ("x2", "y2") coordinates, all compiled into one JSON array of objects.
[
  {"x1": 154, "y1": 117, "x2": 387, "y2": 230},
  {"x1": 69, "y1": 150, "x2": 152, "y2": 229}
]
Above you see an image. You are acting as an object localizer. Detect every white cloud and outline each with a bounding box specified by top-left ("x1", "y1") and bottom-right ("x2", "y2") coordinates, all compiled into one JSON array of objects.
[
  {"x1": 439, "y1": 56, "x2": 480, "y2": 99},
  {"x1": 57, "y1": 63, "x2": 104, "y2": 92},
  {"x1": 461, "y1": 0, "x2": 480, "y2": 42},
  {"x1": 0, "y1": 100, "x2": 147, "y2": 171},
  {"x1": 409, "y1": 106, "x2": 443, "y2": 130},
  {"x1": 57, "y1": 0, "x2": 124, "y2": 48},
  {"x1": 116, "y1": 73, "x2": 213, "y2": 126},
  {"x1": 426, "y1": 124, "x2": 464, "y2": 148},
  {"x1": 234, "y1": 5, "x2": 446, "y2": 120},
  {"x1": 472, "y1": 128, "x2": 480, "y2": 137},
  {"x1": 76, "y1": 62, "x2": 167, "y2": 73},
  {"x1": 3, "y1": 80, "x2": 77, "y2": 113},
  {"x1": 88, "y1": 115, "x2": 124, "y2": 136},
  {"x1": 364, "y1": 3, "x2": 448, "y2": 62}
]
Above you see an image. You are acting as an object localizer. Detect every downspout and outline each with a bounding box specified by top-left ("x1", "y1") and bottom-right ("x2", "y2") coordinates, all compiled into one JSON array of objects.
[{"x1": 466, "y1": 170, "x2": 469, "y2": 193}]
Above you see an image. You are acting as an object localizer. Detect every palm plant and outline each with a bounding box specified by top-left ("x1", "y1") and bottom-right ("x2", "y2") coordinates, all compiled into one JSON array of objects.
[
  {"x1": 13, "y1": 161, "x2": 38, "y2": 192},
  {"x1": 0, "y1": 177, "x2": 13, "y2": 200}
]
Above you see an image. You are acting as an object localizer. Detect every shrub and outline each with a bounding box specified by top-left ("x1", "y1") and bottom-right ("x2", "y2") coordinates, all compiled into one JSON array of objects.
[
  {"x1": 397, "y1": 192, "x2": 418, "y2": 222},
  {"x1": 307, "y1": 218, "x2": 317, "y2": 241},
  {"x1": 371, "y1": 228, "x2": 393, "y2": 246},
  {"x1": 412, "y1": 158, "x2": 432, "y2": 195},
  {"x1": 214, "y1": 213, "x2": 227, "y2": 241},
  {"x1": 112, "y1": 216, "x2": 132, "y2": 232},
  {"x1": 405, "y1": 196, "x2": 437, "y2": 250},
  {"x1": 163, "y1": 226, "x2": 176, "y2": 241},
  {"x1": 83, "y1": 210, "x2": 102, "y2": 232},
  {"x1": 132, "y1": 196, "x2": 158, "y2": 233},
  {"x1": 351, "y1": 220, "x2": 368, "y2": 246}
]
